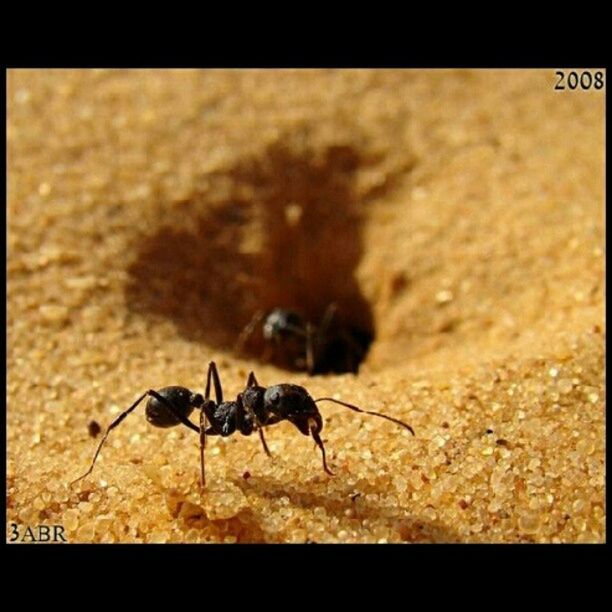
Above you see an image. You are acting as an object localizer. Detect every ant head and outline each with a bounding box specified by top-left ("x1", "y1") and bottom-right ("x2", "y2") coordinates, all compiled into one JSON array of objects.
[
  {"x1": 263, "y1": 309, "x2": 305, "y2": 341},
  {"x1": 263, "y1": 384, "x2": 322, "y2": 436}
]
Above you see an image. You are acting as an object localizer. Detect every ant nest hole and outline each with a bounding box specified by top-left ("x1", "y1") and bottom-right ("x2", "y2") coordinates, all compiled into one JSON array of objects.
[{"x1": 127, "y1": 135, "x2": 384, "y2": 375}]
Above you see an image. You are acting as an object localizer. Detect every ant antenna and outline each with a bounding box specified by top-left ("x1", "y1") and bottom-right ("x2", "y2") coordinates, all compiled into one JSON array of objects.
[
  {"x1": 235, "y1": 310, "x2": 266, "y2": 353},
  {"x1": 314, "y1": 397, "x2": 415, "y2": 435}
]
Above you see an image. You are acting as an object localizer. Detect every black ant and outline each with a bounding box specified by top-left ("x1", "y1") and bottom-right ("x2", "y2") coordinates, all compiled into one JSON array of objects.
[
  {"x1": 70, "y1": 362, "x2": 414, "y2": 489},
  {"x1": 236, "y1": 304, "x2": 370, "y2": 375}
]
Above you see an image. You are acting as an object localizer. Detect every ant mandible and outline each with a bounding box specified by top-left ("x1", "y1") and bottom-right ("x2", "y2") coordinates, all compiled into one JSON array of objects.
[{"x1": 70, "y1": 362, "x2": 415, "y2": 489}]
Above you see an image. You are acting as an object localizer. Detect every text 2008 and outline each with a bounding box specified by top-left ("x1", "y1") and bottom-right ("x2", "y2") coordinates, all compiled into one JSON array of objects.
[{"x1": 555, "y1": 70, "x2": 604, "y2": 91}]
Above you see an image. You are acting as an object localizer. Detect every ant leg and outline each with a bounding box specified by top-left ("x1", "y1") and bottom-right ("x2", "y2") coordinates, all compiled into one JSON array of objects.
[
  {"x1": 306, "y1": 304, "x2": 337, "y2": 374},
  {"x1": 210, "y1": 362, "x2": 223, "y2": 403},
  {"x1": 245, "y1": 371, "x2": 272, "y2": 458},
  {"x1": 70, "y1": 390, "x2": 200, "y2": 487},
  {"x1": 339, "y1": 328, "x2": 367, "y2": 372},
  {"x1": 305, "y1": 322, "x2": 316, "y2": 374},
  {"x1": 319, "y1": 302, "x2": 338, "y2": 338},
  {"x1": 146, "y1": 391, "x2": 200, "y2": 433},
  {"x1": 149, "y1": 388, "x2": 209, "y2": 489},
  {"x1": 199, "y1": 408, "x2": 207, "y2": 488},
  {"x1": 235, "y1": 310, "x2": 266, "y2": 353},
  {"x1": 204, "y1": 361, "x2": 223, "y2": 403},
  {"x1": 69, "y1": 392, "x2": 149, "y2": 486},
  {"x1": 258, "y1": 427, "x2": 272, "y2": 458},
  {"x1": 309, "y1": 425, "x2": 334, "y2": 476},
  {"x1": 200, "y1": 361, "x2": 225, "y2": 488}
]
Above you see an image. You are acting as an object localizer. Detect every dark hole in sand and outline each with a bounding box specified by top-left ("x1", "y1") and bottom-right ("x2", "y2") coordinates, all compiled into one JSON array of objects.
[{"x1": 126, "y1": 137, "x2": 376, "y2": 374}]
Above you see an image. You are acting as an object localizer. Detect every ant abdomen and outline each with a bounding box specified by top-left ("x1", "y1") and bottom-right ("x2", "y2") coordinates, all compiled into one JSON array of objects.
[{"x1": 145, "y1": 386, "x2": 202, "y2": 428}]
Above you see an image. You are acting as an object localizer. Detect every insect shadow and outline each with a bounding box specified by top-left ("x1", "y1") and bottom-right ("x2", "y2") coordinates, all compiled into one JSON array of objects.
[
  {"x1": 232, "y1": 474, "x2": 462, "y2": 543},
  {"x1": 126, "y1": 138, "x2": 376, "y2": 373}
]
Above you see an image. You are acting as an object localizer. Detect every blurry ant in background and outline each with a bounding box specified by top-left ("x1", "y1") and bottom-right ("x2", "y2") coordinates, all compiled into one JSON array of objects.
[
  {"x1": 236, "y1": 303, "x2": 371, "y2": 375},
  {"x1": 70, "y1": 362, "x2": 414, "y2": 489}
]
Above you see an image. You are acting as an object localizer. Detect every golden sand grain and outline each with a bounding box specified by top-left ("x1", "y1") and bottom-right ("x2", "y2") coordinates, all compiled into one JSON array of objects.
[{"x1": 7, "y1": 69, "x2": 605, "y2": 543}]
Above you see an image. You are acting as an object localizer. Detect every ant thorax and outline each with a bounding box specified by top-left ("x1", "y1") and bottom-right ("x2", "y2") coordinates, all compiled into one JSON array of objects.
[{"x1": 239, "y1": 385, "x2": 267, "y2": 423}]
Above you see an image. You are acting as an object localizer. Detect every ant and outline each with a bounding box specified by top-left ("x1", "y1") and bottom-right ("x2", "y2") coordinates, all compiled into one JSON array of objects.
[
  {"x1": 236, "y1": 304, "x2": 370, "y2": 374},
  {"x1": 70, "y1": 362, "x2": 414, "y2": 489}
]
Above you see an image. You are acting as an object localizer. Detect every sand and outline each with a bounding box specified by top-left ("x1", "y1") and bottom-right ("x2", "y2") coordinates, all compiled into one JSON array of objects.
[{"x1": 7, "y1": 69, "x2": 605, "y2": 543}]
